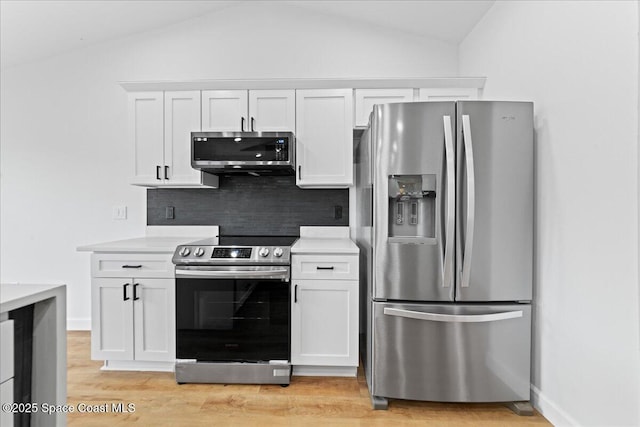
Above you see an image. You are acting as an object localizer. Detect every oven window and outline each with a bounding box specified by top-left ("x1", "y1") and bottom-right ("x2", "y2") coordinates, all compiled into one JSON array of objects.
[
  {"x1": 193, "y1": 137, "x2": 290, "y2": 162},
  {"x1": 176, "y1": 278, "x2": 290, "y2": 362}
]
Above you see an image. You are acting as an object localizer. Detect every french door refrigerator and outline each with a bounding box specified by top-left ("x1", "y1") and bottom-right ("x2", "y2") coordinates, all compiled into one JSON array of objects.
[{"x1": 355, "y1": 100, "x2": 534, "y2": 409}]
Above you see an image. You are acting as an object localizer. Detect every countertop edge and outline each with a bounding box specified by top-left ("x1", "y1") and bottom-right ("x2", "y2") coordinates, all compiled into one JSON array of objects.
[
  {"x1": 291, "y1": 237, "x2": 359, "y2": 255},
  {"x1": 0, "y1": 284, "x2": 67, "y2": 313},
  {"x1": 77, "y1": 236, "x2": 203, "y2": 253}
]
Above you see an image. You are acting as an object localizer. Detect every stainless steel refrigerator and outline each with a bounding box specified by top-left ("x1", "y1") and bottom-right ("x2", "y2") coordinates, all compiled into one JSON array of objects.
[{"x1": 355, "y1": 101, "x2": 534, "y2": 410}]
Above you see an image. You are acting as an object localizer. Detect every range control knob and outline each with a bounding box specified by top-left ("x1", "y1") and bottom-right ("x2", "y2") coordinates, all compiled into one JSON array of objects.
[
  {"x1": 179, "y1": 247, "x2": 191, "y2": 257},
  {"x1": 273, "y1": 247, "x2": 284, "y2": 258},
  {"x1": 258, "y1": 247, "x2": 270, "y2": 257},
  {"x1": 194, "y1": 247, "x2": 205, "y2": 257}
]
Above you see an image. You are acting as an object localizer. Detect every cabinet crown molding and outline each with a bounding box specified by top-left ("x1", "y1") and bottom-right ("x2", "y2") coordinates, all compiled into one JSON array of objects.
[{"x1": 119, "y1": 77, "x2": 486, "y2": 92}]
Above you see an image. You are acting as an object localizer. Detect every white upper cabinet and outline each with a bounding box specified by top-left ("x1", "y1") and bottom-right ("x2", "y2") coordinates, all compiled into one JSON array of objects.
[
  {"x1": 354, "y1": 89, "x2": 414, "y2": 127},
  {"x1": 129, "y1": 91, "x2": 218, "y2": 188},
  {"x1": 418, "y1": 87, "x2": 479, "y2": 101},
  {"x1": 164, "y1": 91, "x2": 203, "y2": 185},
  {"x1": 202, "y1": 89, "x2": 295, "y2": 132},
  {"x1": 129, "y1": 92, "x2": 164, "y2": 185},
  {"x1": 248, "y1": 90, "x2": 296, "y2": 131},
  {"x1": 296, "y1": 89, "x2": 354, "y2": 188},
  {"x1": 201, "y1": 90, "x2": 248, "y2": 131}
]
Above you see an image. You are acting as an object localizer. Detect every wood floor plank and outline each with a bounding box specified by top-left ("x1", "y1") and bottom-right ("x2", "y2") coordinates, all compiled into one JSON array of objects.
[{"x1": 66, "y1": 331, "x2": 551, "y2": 426}]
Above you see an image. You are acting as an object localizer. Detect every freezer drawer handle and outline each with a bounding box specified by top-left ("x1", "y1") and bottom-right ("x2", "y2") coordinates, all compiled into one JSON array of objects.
[{"x1": 383, "y1": 307, "x2": 523, "y2": 323}]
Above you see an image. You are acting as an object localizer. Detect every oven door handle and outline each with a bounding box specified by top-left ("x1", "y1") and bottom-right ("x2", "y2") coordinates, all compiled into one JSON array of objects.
[{"x1": 175, "y1": 267, "x2": 290, "y2": 280}]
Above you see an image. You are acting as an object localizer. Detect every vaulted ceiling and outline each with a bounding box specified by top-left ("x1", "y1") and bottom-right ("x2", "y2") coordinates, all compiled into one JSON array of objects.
[{"x1": 0, "y1": 0, "x2": 494, "y2": 69}]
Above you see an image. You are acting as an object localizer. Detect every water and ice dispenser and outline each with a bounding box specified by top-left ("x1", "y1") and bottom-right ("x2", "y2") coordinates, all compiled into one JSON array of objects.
[{"x1": 388, "y1": 174, "x2": 436, "y2": 243}]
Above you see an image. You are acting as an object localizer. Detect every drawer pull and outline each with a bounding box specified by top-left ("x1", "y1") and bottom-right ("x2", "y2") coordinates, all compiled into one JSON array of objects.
[
  {"x1": 122, "y1": 265, "x2": 142, "y2": 269},
  {"x1": 316, "y1": 266, "x2": 335, "y2": 270}
]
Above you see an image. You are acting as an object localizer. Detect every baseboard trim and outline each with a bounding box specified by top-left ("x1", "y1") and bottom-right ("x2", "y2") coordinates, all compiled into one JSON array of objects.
[
  {"x1": 292, "y1": 365, "x2": 357, "y2": 377},
  {"x1": 532, "y1": 385, "x2": 579, "y2": 426},
  {"x1": 67, "y1": 318, "x2": 91, "y2": 330},
  {"x1": 101, "y1": 360, "x2": 175, "y2": 372}
]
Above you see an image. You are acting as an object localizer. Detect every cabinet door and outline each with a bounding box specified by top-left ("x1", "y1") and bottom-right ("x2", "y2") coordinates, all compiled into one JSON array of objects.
[
  {"x1": 133, "y1": 278, "x2": 175, "y2": 362},
  {"x1": 418, "y1": 87, "x2": 479, "y2": 101},
  {"x1": 91, "y1": 278, "x2": 134, "y2": 360},
  {"x1": 201, "y1": 90, "x2": 248, "y2": 131},
  {"x1": 164, "y1": 91, "x2": 202, "y2": 185},
  {"x1": 296, "y1": 89, "x2": 354, "y2": 188},
  {"x1": 0, "y1": 379, "x2": 13, "y2": 427},
  {"x1": 248, "y1": 90, "x2": 295, "y2": 132},
  {"x1": 291, "y1": 280, "x2": 358, "y2": 366},
  {"x1": 129, "y1": 92, "x2": 164, "y2": 185},
  {"x1": 354, "y1": 88, "x2": 414, "y2": 127}
]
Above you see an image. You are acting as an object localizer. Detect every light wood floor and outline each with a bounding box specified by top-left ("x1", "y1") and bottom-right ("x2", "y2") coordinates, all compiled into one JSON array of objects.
[{"x1": 67, "y1": 331, "x2": 551, "y2": 426}]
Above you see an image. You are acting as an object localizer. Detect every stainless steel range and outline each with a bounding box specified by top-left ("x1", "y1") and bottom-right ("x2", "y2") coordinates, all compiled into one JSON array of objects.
[{"x1": 172, "y1": 235, "x2": 297, "y2": 385}]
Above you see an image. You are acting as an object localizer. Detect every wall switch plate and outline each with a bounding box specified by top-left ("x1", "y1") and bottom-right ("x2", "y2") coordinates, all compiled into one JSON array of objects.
[
  {"x1": 112, "y1": 206, "x2": 127, "y2": 220},
  {"x1": 166, "y1": 206, "x2": 175, "y2": 220}
]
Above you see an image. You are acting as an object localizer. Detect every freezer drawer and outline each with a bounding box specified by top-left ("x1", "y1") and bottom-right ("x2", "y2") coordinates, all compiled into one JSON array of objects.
[{"x1": 372, "y1": 302, "x2": 531, "y2": 403}]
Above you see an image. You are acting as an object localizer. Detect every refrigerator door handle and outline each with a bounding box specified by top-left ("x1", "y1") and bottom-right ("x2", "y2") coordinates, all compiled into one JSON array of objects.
[
  {"x1": 383, "y1": 307, "x2": 523, "y2": 323},
  {"x1": 460, "y1": 114, "x2": 475, "y2": 288},
  {"x1": 442, "y1": 115, "x2": 455, "y2": 288}
]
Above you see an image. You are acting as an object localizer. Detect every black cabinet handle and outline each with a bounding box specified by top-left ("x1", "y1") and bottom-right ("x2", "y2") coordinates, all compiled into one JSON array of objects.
[
  {"x1": 122, "y1": 265, "x2": 142, "y2": 269},
  {"x1": 251, "y1": 117, "x2": 255, "y2": 132},
  {"x1": 317, "y1": 266, "x2": 335, "y2": 270},
  {"x1": 241, "y1": 117, "x2": 245, "y2": 131},
  {"x1": 133, "y1": 283, "x2": 140, "y2": 301},
  {"x1": 156, "y1": 165, "x2": 161, "y2": 180},
  {"x1": 294, "y1": 284, "x2": 298, "y2": 303},
  {"x1": 123, "y1": 283, "x2": 130, "y2": 301},
  {"x1": 298, "y1": 165, "x2": 301, "y2": 179},
  {"x1": 164, "y1": 165, "x2": 169, "y2": 180}
]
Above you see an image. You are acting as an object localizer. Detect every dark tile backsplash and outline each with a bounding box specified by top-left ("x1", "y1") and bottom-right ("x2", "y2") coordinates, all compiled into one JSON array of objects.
[{"x1": 147, "y1": 175, "x2": 349, "y2": 236}]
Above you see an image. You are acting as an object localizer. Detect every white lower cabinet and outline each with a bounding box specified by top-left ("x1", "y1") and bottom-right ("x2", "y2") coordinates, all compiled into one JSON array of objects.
[
  {"x1": 291, "y1": 252, "x2": 359, "y2": 375},
  {"x1": 0, "y1": 319, "x2": 13, "y2": 427},
  {"x1": 91, "y1": 277, "x2": 175, "y2": 363},
  {"x1": 0, "y1": 379, "x2": 13, "y2": 427},
  {"x1": 291, "y1": 280, "x2": 358, "y2": 367}
]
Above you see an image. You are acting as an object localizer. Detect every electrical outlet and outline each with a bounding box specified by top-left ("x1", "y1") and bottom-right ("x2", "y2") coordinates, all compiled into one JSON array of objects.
[
  {"x1": 112, "y1": 206, "x2": 127, "y2": 220},
  {"x1": 166, "y1": 206, "x2": 175, "y2": 220},
  {"x1": 334, "y1": 205, "x2": 343, "y2": 220}
]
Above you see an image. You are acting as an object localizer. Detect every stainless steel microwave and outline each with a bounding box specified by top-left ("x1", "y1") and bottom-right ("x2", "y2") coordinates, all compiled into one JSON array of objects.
[{"x1": 191, "y1": 131, "x2": 295, "y2": 175}]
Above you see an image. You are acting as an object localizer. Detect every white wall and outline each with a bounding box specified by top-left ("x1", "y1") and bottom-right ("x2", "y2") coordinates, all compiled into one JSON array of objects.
[
  {"x1": 459, "y1": 1, "x2": 639, "y2": 426},
  {"x1": 0, "y1": 2, "x2": 458, "y2": 328}
]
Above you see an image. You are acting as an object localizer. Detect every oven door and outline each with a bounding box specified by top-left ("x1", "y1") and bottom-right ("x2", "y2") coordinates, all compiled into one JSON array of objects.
[{"x1": 175, "y1": 266, "x2": 290, "y2": 363}]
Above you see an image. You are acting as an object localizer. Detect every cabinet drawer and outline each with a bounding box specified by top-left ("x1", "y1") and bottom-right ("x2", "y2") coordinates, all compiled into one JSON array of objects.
[
  {"x1": 91, "y1": 253, "x2": 174, "y2": 278},
  {"x1": 292, "y1": 255, "x2": 358, "y2": 280}
]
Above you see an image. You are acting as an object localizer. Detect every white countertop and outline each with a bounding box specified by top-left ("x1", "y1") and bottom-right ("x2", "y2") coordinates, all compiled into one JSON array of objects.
[
  {"x1": 76, "y1": 236, "x2": 200, "y2": 253},
  {"x1": 0, "y1": 283, "x2": 68, "y2": 426},
  {"x1": 292, "y1": 226, "x2": 358, "y2": 255},
  {"x1": 77, "y1": 225, "x2": 219, "y2": 253},
  {"x1": 292, "y1": 237, "x2": 359, "y2": 255},
  {"x1": 0, "y1": 283, "x2": 66, "y2": 313}
]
